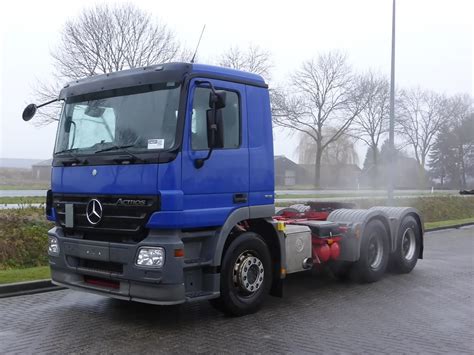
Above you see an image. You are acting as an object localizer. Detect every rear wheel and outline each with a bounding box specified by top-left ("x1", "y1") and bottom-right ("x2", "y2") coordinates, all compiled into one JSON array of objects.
[
  {"x1": 352, "y1": 220, "x2": 389, "y2": 283},
  {"x1": 391, "y1": 216, "x2": 421, "y2": 273},
  {"x1": 209, "y1": 232, "x2": 272, "y2": 316}
]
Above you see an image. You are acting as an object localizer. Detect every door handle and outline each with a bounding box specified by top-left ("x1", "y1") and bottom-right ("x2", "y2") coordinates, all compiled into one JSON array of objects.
[{"x1": 233, "y1": 193, "x2": 247, "y2": 204}]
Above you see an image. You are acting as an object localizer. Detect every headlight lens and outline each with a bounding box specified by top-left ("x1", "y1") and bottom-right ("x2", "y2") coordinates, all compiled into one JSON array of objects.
[
  {"x1": 48, "y1": 236, "x2": 60, "y2": 256},
  {"x1": 136, "y1": 247, "x2": 165, "y2": 268}
]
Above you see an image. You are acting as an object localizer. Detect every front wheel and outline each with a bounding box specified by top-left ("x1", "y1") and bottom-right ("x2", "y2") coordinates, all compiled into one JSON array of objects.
[
  {"x1": 210, "y1": 232, "x2": 272, "y2": 316},
  {"x1": 352, "y1": 220, "x2": 389, "y2": 283}
]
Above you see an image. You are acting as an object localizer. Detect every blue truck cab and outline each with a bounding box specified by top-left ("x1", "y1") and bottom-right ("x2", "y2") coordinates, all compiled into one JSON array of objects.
[
  {"x1": 44, "y1": 63, "x2": 280, "y2": 314},
  {"x1": 23, "y1": 62, "x2": 423, "y2": 316}
]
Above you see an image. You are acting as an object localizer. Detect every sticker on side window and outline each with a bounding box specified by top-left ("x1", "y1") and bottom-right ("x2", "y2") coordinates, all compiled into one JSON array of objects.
[{"x1": 148, "y1": 139, "x2": 164, "y2": 150}]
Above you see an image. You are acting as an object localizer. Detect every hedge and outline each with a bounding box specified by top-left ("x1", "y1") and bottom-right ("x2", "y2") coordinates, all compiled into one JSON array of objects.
[
  {"x1": 0, "y1": 207, "x2": 52, "y2": 269},
  {"x1": 354, "y1": 196, "x2": 474, "y2": 222},
  {"x1": 0, "y1": 196, "x2": 473, "y2": 269}
]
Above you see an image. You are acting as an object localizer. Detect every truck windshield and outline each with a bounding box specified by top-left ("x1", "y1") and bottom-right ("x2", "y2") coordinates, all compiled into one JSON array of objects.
[{"x1": 54, "y1": 82, "x2": 181, "y2": 155}]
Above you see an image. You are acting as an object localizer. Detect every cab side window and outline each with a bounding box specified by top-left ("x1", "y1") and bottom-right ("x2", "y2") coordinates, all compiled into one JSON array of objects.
[{"x1": 191, "y1": 87, "x2": 240, "y2": 150}]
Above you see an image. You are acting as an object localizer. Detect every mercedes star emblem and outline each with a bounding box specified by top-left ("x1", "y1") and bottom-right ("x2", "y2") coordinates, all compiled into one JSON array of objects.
[{"x1": 86, "y1": 199, "x2": 103, "y2": 225}]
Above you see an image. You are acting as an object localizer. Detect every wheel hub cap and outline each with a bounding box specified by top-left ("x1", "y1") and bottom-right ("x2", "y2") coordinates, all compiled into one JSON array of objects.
[
  {"x1": 233, "y1": 252, "x2": 264, "y2": 293},
  {"x1": 402, "y1": 228, "x2": 416, "y2": 260},
  {"x1": 368, "y1": 235, "x2": 383, "y2": 269}
]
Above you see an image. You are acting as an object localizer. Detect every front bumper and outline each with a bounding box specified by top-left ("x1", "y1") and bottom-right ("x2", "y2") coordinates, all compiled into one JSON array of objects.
[{"x1": 48, "y1": 227, "x2": 186, "y2": 305}]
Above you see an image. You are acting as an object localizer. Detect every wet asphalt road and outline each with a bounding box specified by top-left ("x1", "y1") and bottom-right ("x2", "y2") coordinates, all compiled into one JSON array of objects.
[{"x1": 0, "y1": 227, "x2": 473, "y2": 354}]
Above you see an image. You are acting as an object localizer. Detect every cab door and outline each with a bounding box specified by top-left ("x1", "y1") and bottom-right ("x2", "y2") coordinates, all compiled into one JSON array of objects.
[{"x1": 181, "y1": 78, "x2": 249, "y2": 227}]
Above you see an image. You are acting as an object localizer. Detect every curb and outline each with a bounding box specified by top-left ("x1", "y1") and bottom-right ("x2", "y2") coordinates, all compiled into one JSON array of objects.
[
  {"x1": 425, "y1": 222, "x2": 474, "y2": 232},
  {"x1": 0, "y1": 279, "x2": 65, "y2": 299}
]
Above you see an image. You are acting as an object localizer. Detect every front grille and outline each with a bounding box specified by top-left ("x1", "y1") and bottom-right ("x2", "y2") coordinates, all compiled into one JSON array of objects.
[
  {"x1": 79, "y1": 259, "x2": 124, "y2": 274},
  {"x1": 54, "y1": 194, "x2": 159, "y2": 242}
]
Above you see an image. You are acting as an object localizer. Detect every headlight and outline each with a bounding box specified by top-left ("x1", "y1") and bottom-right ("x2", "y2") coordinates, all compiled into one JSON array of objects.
[
  {"x1": 136, "y1": 247, "x2": 165, "y2": 268},
  {"x1": 48, "y1": 236, "x2": 60, "y2": 256}
]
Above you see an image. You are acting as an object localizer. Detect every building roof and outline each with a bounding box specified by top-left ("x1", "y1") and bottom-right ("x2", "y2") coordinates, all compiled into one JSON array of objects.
[
  {"x1": 301, "y1": 163, "x2": 362, "y2": 172},
  {"x1": 32, "y1": 159, "x2": 53, "y2": 167},
  {"x1": 274, "y1": 155, "x2": 299, "y2": 166}
]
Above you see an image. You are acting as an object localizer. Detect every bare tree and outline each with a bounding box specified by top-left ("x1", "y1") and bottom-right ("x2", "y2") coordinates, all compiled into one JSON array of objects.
[
  {"x1": 55, "y1": 3, "x2": 180, "y2": 78},
  {"x1": 396, "y1": 88, "x2": 447, "y2": 168},
  {"x1": 218, "y1": 45, "x2": 272, "y2": 79},
  {"x1": 445, "y1": 94, "x2": 473, "y2": 188},
  {"x1": 34, "y1": 3, "x2": 183, "y2": 125},
  {"x1": 32, "y1": 81, "x2": 65, "y2": 125},
  {"x1": 298, "y1": 129, "x2": 359, "y2": 166},
  {"x1": 272, "y1": 52, "x2": 366, "y2": 187},
  {"x1": 350, "y1": 72, "x2": 390, "y2": 186}
]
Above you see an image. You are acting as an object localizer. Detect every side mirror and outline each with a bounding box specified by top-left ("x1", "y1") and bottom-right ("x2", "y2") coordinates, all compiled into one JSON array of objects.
[
  {"x1": 206, "y1": 109, "x2": 224, "y2": 149},
  {"x1": 193, "y1": 84, "x2": 226, "y2": 169},
  {"x1": 22, "y1": 104, "x2": 37, "y2": 121},
  {"x1": 206, "y1": 89, "x2": 226, "y2": 148},
  {"x1": 21, "y1": 98, "x2": 59, "y2": 121},
  {"x1": 209, "y1": 91, "x2": 227, "y2": 110}
]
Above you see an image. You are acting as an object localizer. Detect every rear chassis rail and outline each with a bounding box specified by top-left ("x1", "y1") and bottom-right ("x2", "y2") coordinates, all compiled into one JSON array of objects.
[{"x1": 273, "y1": 203, "x2": 424, "y2": 266}]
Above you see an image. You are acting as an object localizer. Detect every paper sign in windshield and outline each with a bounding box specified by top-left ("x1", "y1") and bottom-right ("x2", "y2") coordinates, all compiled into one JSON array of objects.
[{"x1": 148, "y1": 139, "x2": 164, "y2": 149}]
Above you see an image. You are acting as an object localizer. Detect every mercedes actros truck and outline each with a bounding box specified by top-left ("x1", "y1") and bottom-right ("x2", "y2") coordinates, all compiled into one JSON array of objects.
[{"x1": 22, "y1": 63, "x2": 423, "y2": 316}]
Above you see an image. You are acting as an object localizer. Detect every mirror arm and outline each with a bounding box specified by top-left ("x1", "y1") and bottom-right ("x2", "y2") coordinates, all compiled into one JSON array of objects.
[
  {"x1": 195, "y1": 80, "x2": 217, "y2": 95},
  {"x1": 70, "y1": 121, "x2": 77, "y2": 148},
  {"x1": 195, "y1": 120, "x2": 218, "y2": 169},
  {"x1": 37, "y1": 98, "x2": 59, "y2": 109},
  {"x1": 194, "y1": 147, "x2": 214, "y2": 169}
]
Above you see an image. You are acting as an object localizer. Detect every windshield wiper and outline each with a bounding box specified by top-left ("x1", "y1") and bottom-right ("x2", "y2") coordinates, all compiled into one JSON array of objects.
[
  {"x1": 55, "y1": 147, "x2": 80, "y2": 155},
  {"x1": 94, "y1": 144, "x2": 135, "y2": 153},
  {"x1": 55, "y1": 148, "x2": 87, "y2": 165},
  {"x1": 94, "y1": 144, "x2": 144, "y2": 162}
]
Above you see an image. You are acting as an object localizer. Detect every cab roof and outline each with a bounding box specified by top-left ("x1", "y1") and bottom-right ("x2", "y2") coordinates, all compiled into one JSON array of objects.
[
  {"x1": 59, "y1": 62, "x2": 267, "y2": 99},
  {"x1": 191, "y1": 63, "x2": 266, "y2": 86}
]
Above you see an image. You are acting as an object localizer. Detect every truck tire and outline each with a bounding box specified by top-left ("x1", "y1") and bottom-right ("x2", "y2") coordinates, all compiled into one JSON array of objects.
[
  {"x1": 352, "y1": 219, "x2": 389, "y2": 283},
  {"x1": 391, "y1": 216, "x2": 421, "y2": 274},
  {"x1": 210, "y1": 232, "x2": 272, "y2": 316}
]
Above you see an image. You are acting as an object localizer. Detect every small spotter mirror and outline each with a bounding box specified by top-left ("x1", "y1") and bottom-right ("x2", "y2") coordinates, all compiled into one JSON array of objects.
[
  {"x1": 22, "y1": 104, "x2": 37, "y2": 121},
  {"x1": 85, "y1": 106, "x2": 105, "y2": 118}
]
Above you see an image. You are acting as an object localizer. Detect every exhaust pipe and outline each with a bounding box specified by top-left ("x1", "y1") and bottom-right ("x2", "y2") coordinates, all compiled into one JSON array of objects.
[{"x1": 302, "y1": 257, "x2": 313, "y2": 270}]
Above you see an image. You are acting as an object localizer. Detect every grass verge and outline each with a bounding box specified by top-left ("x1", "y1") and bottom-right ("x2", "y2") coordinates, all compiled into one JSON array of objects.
[
  {"x1": 0, "y1": 266, "x2": 50, "y2": 285},
  {"x1": 425, "y1": 217, "x2": 474, "y2": 230},
  {"x1": 277, "y1": 196, "x2": 474, "y2": 222},
  {"x1": 0, "y1": 184, "x2": 49, "y2": 190},
  {"x1": 0, "y1": 196, "x2": 45, "y2": 205}
]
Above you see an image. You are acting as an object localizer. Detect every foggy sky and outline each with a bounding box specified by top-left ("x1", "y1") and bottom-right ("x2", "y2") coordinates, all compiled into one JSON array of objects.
[{"x1": 1, "y1": 0, "x2": 472, "y2": 162}]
